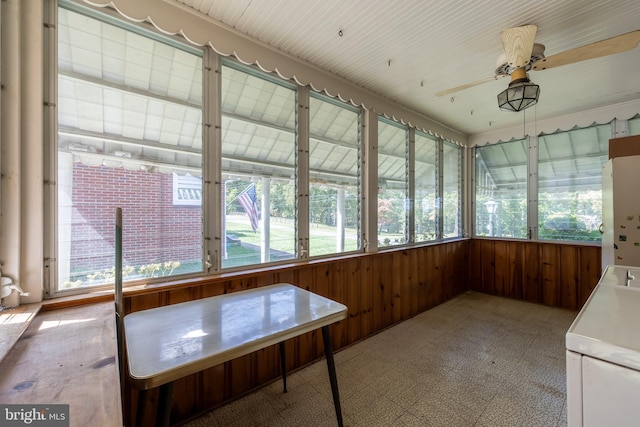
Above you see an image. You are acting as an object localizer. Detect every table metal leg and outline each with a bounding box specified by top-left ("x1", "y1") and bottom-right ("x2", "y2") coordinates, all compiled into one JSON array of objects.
[
  {"x1": 157, "y1": 382, "x2": 173, "y2": 427},
  {"x1": 279, "y1": 341, "x2": 288, "y2": 393},
  {"x1": 135, "y1": 389, "x2": 148, "y2": 427},
  {"x1": 321, "y1": 326, "x2": 343, "y2": 427}
]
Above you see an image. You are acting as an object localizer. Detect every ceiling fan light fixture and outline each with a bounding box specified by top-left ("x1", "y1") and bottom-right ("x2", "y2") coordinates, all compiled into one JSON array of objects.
[{"x1": 497, "y1": 73, "x2": 540, "y2": 112}]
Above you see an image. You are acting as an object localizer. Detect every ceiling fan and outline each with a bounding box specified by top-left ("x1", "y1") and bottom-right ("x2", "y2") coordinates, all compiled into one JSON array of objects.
[{"x1": 436, "y1": 25, "x2": 640, "y2": 111}]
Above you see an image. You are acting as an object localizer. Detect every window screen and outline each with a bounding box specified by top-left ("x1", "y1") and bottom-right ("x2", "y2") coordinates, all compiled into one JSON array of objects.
[{"x1": 57, "y1": 6, "x2": 203, "y2": 290}]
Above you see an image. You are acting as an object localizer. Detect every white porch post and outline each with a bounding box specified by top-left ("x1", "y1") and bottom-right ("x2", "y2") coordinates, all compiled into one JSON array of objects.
[
  {"x1": 336, "y1": 188, "x2": 345, "y2": 252},
  {"x1": 260, "y1": 177, "x2": 271, "y2": 263}
]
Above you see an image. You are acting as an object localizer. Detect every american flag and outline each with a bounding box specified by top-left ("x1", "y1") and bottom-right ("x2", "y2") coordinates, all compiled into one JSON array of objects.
[{"x1": 237, "y1": 183, "x2": 259, "y2": 232}]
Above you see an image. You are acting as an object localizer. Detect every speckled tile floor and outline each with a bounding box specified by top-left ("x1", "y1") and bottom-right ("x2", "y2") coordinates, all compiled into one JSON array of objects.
[{"x1": 184, "y1": 291, "x2": 576, "y2": 427}]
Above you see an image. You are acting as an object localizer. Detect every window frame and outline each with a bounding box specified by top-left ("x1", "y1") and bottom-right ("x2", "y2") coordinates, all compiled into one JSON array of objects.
[
  {"x1": 472, "y1": 122, "x2": 612, "y2": 244},
  {"x1": 45, "y1": 0, "x2": 208, "y2": 297},
  {"x1": 307, "y1": 90, "x2": 363, "y2": 258},
  {"x1": 44, "y1": 0, "x2": 466, "y2": 299},
  {"x1": 376, "y1": 117, "x2": 410, "y2": 248}
]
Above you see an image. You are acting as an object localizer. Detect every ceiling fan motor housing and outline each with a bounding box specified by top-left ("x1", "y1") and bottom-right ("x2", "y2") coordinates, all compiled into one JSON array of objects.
[{"x1": 495, "y1": 43, "x2": 546, "y2": 76}]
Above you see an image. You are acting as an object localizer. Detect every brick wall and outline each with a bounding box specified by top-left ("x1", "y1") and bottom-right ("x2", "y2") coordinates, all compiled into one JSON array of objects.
[{"x1": 70, "y1": 164, "x2": 202, "y2": 273}]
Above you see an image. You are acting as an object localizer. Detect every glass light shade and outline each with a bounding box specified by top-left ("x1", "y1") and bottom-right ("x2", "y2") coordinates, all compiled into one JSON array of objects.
[
  {"x1": 484, "y1": 199, "x2": 498, "y2": 215},
  {"x1": 497, "y1": 79, "x2": 540, "y2": 112}
]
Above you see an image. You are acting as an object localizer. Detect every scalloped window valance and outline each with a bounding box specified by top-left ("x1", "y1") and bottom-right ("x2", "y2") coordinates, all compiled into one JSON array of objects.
[{"x1": 80, "y1": 0, "x2": 466, "y2": 145}]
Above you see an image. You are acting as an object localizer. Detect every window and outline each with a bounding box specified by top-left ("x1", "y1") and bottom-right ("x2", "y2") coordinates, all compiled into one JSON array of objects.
[
  {"x1": 629, "y1": 115, "x2": 640, "y2": 135},
  {"x1": 56, "y1": 4, "x2": 203, "y2": 291},
  {"x1": 414, "y1": 132, "x2": 438, "y2": 242},
  {"x1": 475, "y1": 139, "x2": 528, "y2": 238},
  {"x1": 442, "y1": 142, "x2": 462, "y2": 238},
  {"x1": 377, "y1": 119, "x2": 408, "y2": 247},
  {"x1": 220, "y1": 62, "x2": 296, "y2": 268},
  {"x1": 48, "y1": 2, "x2": 467, "y2": 297},
  {"x1": 538, "y1": 124, "x2": 610, "y2": 242},
  {"x1": 308, "y1": 93, "x2": 361, "y2": 257},
  {"x1": 173, "y1": 173, "x2": 202, "y2": 205}
]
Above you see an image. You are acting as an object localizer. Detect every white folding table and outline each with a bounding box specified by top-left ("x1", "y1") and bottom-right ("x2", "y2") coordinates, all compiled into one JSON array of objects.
[{"x1": 124, "y1": 283, "x2": 347, "y2": 426}]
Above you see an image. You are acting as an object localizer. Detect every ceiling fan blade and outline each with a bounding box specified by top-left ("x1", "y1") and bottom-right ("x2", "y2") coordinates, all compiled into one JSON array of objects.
[
  {"x1": 501, "y1": 24, "x2": 537, "y2": 69},
  {"x1": 436, "y1": 75, "x2": 507, "y2": 97},
  {"x1": 533, "y1": 29, "x2": 640, "y2": 70}
]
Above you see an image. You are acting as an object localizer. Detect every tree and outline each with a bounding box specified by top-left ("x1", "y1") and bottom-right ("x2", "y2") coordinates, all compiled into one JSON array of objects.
[{"x1": 378, "y1": 198, "x2": 400, "y2": 233}]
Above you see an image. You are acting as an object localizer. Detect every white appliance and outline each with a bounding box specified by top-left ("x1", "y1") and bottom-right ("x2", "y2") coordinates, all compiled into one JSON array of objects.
[
  {"x1": 601, "y1": 155, "x2": 640, "y2": 268},
  {"x1": 566, "y1": 265, "x2": 640, "y2": 426}
]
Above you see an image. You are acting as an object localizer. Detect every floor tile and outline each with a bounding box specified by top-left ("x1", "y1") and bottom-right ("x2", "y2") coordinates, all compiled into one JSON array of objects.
[{"x1": 183, "y1": 292, "x2": 575, "y2": 427}]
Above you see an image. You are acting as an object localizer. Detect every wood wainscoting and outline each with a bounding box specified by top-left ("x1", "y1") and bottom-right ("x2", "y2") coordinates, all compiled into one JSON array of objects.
[
  {"x1": 468, "y1": 239, "x2": 602, "y2": 310},
  {"x1": 121, "y1": 240, "x2": 469, "y2": 426}
]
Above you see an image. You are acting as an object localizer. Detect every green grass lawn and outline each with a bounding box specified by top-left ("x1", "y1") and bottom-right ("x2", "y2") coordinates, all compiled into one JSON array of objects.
[{"x1": 222, "y1": 214, "x2": 362, "y2": 267}]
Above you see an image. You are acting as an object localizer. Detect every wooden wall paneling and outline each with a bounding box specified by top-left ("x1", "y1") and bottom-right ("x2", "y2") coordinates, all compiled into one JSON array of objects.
[
  {"x1": 315, "y1": 262, "x2": 334, "y2": 354},
  {"x1": 578, "y1": 246, "x2": 602, "y2": 307},
  {"x1": 439, "y1": 244, "x2": 451, "y2": 300},
  {"x1": 451, "y1": 241, "x2": 468, "y2": 296},
  {"x1": 445, "y1": 243, "x2": 457, "y2": 297},
  {"x1": 540, "y1": 244, "x2": 560, "y2": 307},
  {"x1": 128, "y1": 387, "x2": 159, "y2": 426},
  {"x1": 201, "y1": 280, "x2": 227, "y2": 298},
  {"x1": 461, "y1": 241, "x2": 470, "y2": 293},
  {"x1": 401, "y1": 250, "x2": 416, "y2": 319},
  {"x1": 493, "y1": 240, "x2": 508, "y2": 296},
  {"x1": 199, "y1": 364, "x2": 225, "y2": 415},
  {"x1": 467, "y1": 240, "x2": 483, "y2": 292},
  {"x1": 368, "y1": 254, "x2": 383, "y2": 333},
  {"x1": 258, "y1": 272, "x2": 276, "y2": 287},
  {"x1": 559, "y1": 246, "x2": 580, "y2": 310},
  {"x1": 391, "y1": 251, "x2": 406, "y2": 323},
  {"x1": 227, "y1": 276, "x2": 258, "y2": 294},
  {"x1": 439, "y1": 244, "x2": 448, "y2": 299},
  {"x1": 128, "y1": 292, "x2": 162, "y2": 314},
  {"x1": 254, "y1": 345, "x2": 280, "y2": 389},
  {"x1": 480, "y1": 240, "x2": 495, "y2": 295},
  {"x1": 359, "y1": 256, "x2": 374, "y2": 338},
  {"x1": 168, "y1": 286, "x2": 195, "y2": 305},
  {"x1": 425, "y1": 245, "x2": 441, "y2": 307},
  {"x1": 378, "y1": 253, "x2": 395, "y2": 329},
  {"x1": 523, "y1": 243, "x2": 541, "y2": 303},
  {"x1": 407, "y1": 248, "x2": 419, "y2": 317},
  {"x1": 229, "y1": 353, "x2": 254, "y2": 397},
  {"x1": 313, "y1": 263, "x2": 332, "y2": 298},
  {"x1": 344, "y1": 258, "x2": 362, "y2": 345},
  {"x1": 506, "y1": 241, "x2": 523, "y2": 299},
  {"x1": 171, "y1": 376, "x2": 197, "y2": 423},
  {"x1": 453, "y1": 241, "x2": 469, "y2": 295},
  {"x1": 444, "y1": 243, "x2": 455, "y2": 297},
  {"x1": 329, "y1": 262, "x2": 348, "y2": 350},
  {"x1": 415, "y1": 247, "x2": 428, "y2": 312},
  {"x1": 275, "y1": 269, "x2": 297, "y2": 288},
  {"x1": 224, "y1": 278, "x2": 241, "y2": 294},
  {"x1": 422, "y1": 246, "x2": 435, "y2": 309}
]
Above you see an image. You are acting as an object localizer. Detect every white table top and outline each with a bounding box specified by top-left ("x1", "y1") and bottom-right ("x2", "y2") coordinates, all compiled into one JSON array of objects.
[
  {"x1": 124, "y1": 283, "x2": 347, "y2": 389},
  {"x1": 566, "y1": 265, "x2": 640, "y2": 371}
]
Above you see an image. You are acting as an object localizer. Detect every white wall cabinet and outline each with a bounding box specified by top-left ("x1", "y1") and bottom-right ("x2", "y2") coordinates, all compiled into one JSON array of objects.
[{"x1": 602, "y1": 155, "x2": 640, "y2": 268}]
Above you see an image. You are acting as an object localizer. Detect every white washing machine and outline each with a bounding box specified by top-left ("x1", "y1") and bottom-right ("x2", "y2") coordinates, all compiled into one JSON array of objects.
[{"x1": 566, "y1": 265, "x2": 640, "y2": 426}]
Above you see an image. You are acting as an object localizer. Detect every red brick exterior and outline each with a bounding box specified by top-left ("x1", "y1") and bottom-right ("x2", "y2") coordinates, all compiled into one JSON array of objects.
[{"x1": 70, "y1": 164, "x2": 202, "y2": 273}]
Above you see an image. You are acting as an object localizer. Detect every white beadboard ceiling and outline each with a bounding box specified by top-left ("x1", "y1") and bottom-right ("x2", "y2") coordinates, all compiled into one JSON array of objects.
[{"x1": 172, "y1": 0, "x2": 640, "y2": 136}]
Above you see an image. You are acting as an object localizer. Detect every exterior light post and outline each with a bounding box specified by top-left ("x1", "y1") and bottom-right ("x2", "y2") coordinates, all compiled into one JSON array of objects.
[{"x1": 484, "y1": 199, "x2": 498, "y2": 237}]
